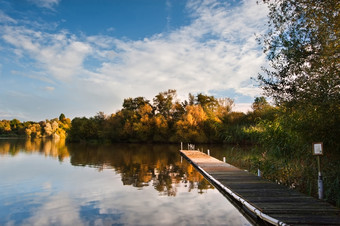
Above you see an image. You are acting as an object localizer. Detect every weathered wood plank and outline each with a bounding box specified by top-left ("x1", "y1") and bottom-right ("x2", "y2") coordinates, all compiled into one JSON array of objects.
[{"x1": 180, "y1": 150, "x2": 340, "y2": 225}]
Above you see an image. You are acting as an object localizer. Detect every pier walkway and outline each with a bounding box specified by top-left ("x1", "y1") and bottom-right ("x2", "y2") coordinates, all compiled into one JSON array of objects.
[{"x1": 180, "y1": 150, "x2": 340, "y2": 225}]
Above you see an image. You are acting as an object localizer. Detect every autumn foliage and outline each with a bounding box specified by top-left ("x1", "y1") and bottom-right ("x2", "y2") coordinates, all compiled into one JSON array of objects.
[{"x1": 67, "y1": 90, "x2": 246, "y2": 144}]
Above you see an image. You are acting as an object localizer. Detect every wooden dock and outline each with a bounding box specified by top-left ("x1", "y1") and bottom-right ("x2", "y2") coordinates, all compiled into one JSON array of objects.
[{"x1": 180, "y1": 150, "x2": 340, "y2": 225}]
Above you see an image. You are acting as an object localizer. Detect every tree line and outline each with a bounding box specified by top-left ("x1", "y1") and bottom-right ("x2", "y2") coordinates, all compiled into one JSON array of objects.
[
  {"x1": 67, "y1": 90, "x2": 274, "y2": 144},
  {"x1": 0, "y1": 114, "x2": 71, "y2": 139}
]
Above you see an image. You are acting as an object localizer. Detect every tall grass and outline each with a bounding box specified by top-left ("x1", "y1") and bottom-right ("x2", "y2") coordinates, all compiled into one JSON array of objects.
[{"x1": 219, "y1": 116, "x2": 340, "y2": 207}]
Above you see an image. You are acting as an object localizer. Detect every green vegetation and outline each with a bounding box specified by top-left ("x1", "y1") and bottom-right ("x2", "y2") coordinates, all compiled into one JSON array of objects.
[{"x1": 254, "y1": 0, "x2": 340, "y2": 206}]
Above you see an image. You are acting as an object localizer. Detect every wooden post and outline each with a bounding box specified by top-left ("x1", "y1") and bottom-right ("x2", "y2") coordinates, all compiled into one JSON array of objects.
[
  {"x1": 223, "y1": 157, "x2": 226, "y2": 163},
  {"x1": 313, "y1": 142, "x2": 324, "y2": 199},
  {"x1": 317, "y1": 156, "x2": 323, "y2": 199},
  {"x1": 207, "y1": 149, "x2": 210, "y2": 156}
]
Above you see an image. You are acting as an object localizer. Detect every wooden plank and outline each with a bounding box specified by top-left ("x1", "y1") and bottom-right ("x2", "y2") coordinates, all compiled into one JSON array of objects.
[{"x1": 180, "y1": 150, "x2": 340, "y2": 225}]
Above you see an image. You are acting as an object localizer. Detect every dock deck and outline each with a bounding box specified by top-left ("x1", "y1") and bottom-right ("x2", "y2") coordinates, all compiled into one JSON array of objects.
[{"x1": 180, "y1": 150, "x2": 340, "y2": 225}]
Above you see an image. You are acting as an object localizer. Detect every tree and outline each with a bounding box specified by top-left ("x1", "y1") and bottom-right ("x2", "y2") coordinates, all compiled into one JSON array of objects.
[
  {"x1": 258, "y1": 0, "x2": 340, "y2": 146},
  {"x1": 252, "y1": 97, "x2": 270, "y2": 112},
  {"x1": 196, "y1": 93, "x2": 218, "y2": 111},
  {"x1": 123, "y1": 97, "x2": 150, "y2": 112},
  {"x1": 216, "y1": 97, "x2": 234, "y2": 119},
  {"x1": 0, "y1": 120, "x2": 11, "y2": 134},
  {"x1": 59, "y1": 113, "x2": 66, "y2": 122},
  {"x1": 258, "y1": 0, "x2": 339, "y2": 105},
  {"x1": 153, "y1": 89, "x2": 177, "y2": 118},
  {"x1": 175, "y1": 105, "x2": 208, "y2": 143}
]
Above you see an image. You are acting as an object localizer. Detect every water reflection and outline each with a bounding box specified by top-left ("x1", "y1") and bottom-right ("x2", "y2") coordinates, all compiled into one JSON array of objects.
[
  {"x1": 0, "y1": 140, "x2": 212, "y2": 196},
  {"x1": 0, "y1": 138, "x2": 69, "y2": 161},
  {"x1": 0, "y1": 139, "x2": 251, "y2": 225}
]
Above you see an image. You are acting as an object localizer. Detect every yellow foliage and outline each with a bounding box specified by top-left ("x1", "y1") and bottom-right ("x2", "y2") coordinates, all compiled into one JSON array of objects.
[{"x1": 174, "y1": 105, "x2": 208, "y2": 142}]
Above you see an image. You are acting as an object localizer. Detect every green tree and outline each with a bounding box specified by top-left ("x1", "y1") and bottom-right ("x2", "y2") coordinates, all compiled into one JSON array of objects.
[
  {"x1": 67, "y1": 117, "x2": 99, "y2": 142},
  {"x1": 123, "y1": 97, "x2": 150, "y2": 112},
  {"x1": 196, "y1": 93, "x2": 218, "y2": 110},
  {"x1": 258, "y1": 0, "x2": 339, "y2": 105},
  {"x1": 252, "y1": 97, "x2": 270, "y2": 112},
  {"x1": 153, "y1": 89, "x2": 177, "y2": 118},
  {"x1": 258, "y1": 0, "x2": 340, "y2": 147},
  {"x1": 59, "y1": 113, "x2": 66, "y2": 122}
]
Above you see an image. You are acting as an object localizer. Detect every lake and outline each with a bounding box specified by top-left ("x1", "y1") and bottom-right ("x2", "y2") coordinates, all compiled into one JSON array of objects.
[{"x1": 0, "y1": 139, "x2": 251, "y2": 225}]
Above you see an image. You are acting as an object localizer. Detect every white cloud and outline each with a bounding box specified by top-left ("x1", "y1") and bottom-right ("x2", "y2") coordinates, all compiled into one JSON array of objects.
[
  {"x1": 0, "y1": 0, "x2": 268, "y2": 119},
  {"x1": 86, "y1": 0, "x2": 267, "y2": 104},
  {"x1": 233, "y1": 103, "x2": 252, "y2": 113},
  {"x1": 0, "y1": 111, "x2": 29, "y2": 120},
  {"x1": 2, "y1": 26, "x2": 92, "y2": 81},
  {"x1": 28, "y1": 0, "x2": 61, "y2": 10},
  {"x1": 44, "y1": 86, "x2": 55, "y2": 91},
  {"x1": 0, "y1": 10, "x2": 17, "y2": 24}
]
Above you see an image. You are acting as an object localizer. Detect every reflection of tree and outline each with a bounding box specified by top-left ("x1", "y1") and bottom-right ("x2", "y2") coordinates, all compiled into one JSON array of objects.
[
  {"x1": 68, "y1": 143, "x2": 214, "y2": 196},
  {"x1": 0, "y1": 140, "x2": 213, "y2": 195},
  {"x1": 0, "y1": 139, "x2": 69, "y2": 161}
]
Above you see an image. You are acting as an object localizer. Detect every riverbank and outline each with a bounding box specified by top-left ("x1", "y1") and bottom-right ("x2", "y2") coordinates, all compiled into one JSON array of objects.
[{"x1": 208, "y1": 145, "x2": 340, "y2": 208}]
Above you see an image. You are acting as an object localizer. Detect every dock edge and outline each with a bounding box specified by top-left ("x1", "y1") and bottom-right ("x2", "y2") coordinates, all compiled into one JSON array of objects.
[{"x1": 180, "y1": 150, "x2": 289, "y2": 226}]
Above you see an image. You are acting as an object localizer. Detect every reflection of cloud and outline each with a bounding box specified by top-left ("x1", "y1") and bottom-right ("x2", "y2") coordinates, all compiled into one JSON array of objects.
[
  {"x1": 0, "y1": 143, "x2": 251, "y2": 225},
  {"x1": 42, "y1": 182, "x2": 52, "y2": 190},
  {"x1": 23, "y1": 192, "x2": 84, "y2": 226},
  {"x1": 94, "y1": 180, "x2": 250, "y2": 225}
]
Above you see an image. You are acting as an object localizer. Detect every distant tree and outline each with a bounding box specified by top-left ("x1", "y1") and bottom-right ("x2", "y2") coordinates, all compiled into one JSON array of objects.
[
  {"x1": 44, "y1": 122, "x2": 53, "y2": 136},
  {"x1": 25, "y1": 123, "x2": 42, "y2": 138},
  {"x1": 188, "y1": 93, "x2": 195, "y2": 106},
  {"x1": 195, "y1": 93, "x2": 219, "y2": 112},
  {"x1": 175, "y1": 105, "x2": 208, "y2": 143},
  {"x1": 105, "y1": 112, "x2": 126, "y2": 142},
  {"x1": 133, "y1": 104, "x2": 154, "y2": 141},
  {"x1": 216, "y1": 97, "x2": 234, "y2": 120},
  {"x1": 94, "y1": 112, "x2": 106, "y2": 121},
  {"x1": 68, "y1": 117, "x2": 99, "y2": 141},
  {"x1": 0, "y1": 120, "x2": 11, "y2": 134},
  {"x1": 10, "y1": 119, "x2": 20, "y2": 131},
  {"x1": 59, "y1": 113, "x2": 66, "y2": 122},
  {"x1": 152, "y1": 114, "x2": 169, "y2": 142},
  {"x1": 153, "y1": 89, "x2": 177, "y2": 118},
  {"x1": 123, "y1": 97, "x2": 150, "y2": 112},
  {"x1": 252, "y1": 97, "x2": 270, "y2": 112}
]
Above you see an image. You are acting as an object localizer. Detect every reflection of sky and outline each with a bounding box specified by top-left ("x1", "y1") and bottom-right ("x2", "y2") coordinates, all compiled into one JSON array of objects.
[{"x1": 0, "y1": 153, "x2": 251, "y2": 225}]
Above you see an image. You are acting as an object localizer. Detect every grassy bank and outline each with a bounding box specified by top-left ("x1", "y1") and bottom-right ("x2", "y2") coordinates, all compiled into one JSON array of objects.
[{"x1": 215, "y1": 145, "x2": 340, "y2": 208}]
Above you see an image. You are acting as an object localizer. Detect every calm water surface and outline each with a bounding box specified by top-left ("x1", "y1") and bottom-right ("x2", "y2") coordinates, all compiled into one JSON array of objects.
[{"x1": 0, "y1": 139, "x2": 251, "y2": 225}]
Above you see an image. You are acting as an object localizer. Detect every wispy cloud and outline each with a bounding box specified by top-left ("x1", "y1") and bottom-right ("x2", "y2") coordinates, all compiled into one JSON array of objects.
[
  {"x1": 44, "y1": 86, "x2": 55, "y2": 91},
  {"x1": 0, "y1": 0, "x2": 268, "y2": 120},
  {"x1": 28, "y1": 0, "x2": 61, "y2": 10},
  {"x1": 2, "y1": 26, "x2": 92, "y2": 80},
  {"x1": 0, "y1": 10, "x2": 17, "y2": 24},
  {"x1": 166, "y1": 0, "x2": 172, "y2": 32}
]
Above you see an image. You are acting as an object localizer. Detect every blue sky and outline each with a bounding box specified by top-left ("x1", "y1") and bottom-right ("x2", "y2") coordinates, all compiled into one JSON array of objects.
[{"x1": 0, "y1": 0, "x2": 268, "y2": 121}]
